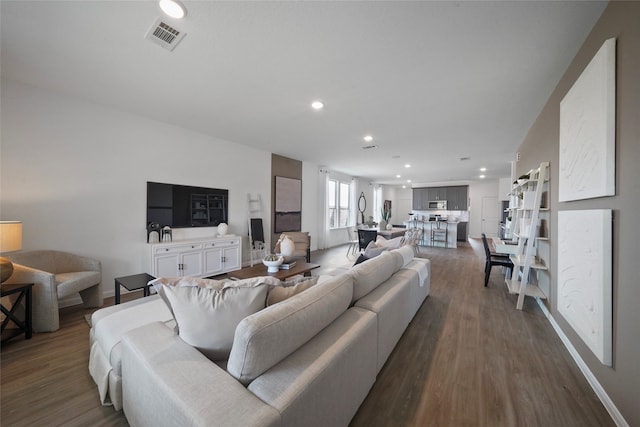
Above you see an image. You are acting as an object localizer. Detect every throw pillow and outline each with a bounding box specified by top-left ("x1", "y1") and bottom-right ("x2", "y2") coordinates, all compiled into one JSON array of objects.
[
  {"x1": 363, "y1": 240, "x2": 386, "y2": 258},
  {"x1": 266, "y1": 276, "x2": 319, "y2": 306},
  {"x1": 353, "y1": 254, "x2": 369, "y2": 266},
  {"x1": 158, "y1": 281, "x2": 269, "y2": 361},
  {"x1": 375, "y1": 235, "x2": 404, "y2": 250}
]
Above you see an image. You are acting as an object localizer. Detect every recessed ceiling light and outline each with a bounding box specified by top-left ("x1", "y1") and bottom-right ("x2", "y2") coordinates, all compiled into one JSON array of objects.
[
  {"x1": 311, "y1": 101, "x2": 324, "y2": 110},
  {"x1": 396, "y1": 175, "x2": 401, "y2": 179},
  {"x1": 407, "y1": 179, "x2": 412, "y2": 183},
  {"x1": 404, "y1": 164, "x2": 411, "y2": 168},
  {"x1": 363, "y1": 135, "x2": 373, "y2": 142},
  {"x1": 479, "y1": 175, "x2": 486, "y2": 179},
  {"x1": 402, "y1": 185, "x2": 407, "y2": 189},
  {"x1": 480, "y1": 167, "x2": 487, "y2": 172},
  {"x1": 159, "y1": 0, "x2": 186, "y2": 19}
]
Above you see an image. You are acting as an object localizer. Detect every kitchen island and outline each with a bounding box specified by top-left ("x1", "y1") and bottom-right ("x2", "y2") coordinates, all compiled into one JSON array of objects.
[{"x1": 405, "y1": 220, "x2": 459, "y2": 248}]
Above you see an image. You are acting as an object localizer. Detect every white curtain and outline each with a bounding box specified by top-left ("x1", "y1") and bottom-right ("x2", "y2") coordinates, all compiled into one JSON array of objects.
[
  {"x1": 373, "y1": 186, "x2": 383, "y2": 222},
  {"x1": 350, "y1": 178, "x2": 357, "y2": 227},
  {"x1": 317, "y1": 168, "x2": 331, "y2": 250}
]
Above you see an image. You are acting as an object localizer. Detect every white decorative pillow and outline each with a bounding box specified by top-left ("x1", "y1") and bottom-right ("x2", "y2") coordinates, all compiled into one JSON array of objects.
[
  {"x1": 375, "y1": 235, "x2": 404, "y2": 250},
  {"x1": 363, "y1": 240, "x2": 386, "y2": 258},
  {"x1": 158, "y1": 281, "x2": 269, "y2": 361},
  {"x1": 267, "y1": 276, "x2": 319, "y2": 306}
]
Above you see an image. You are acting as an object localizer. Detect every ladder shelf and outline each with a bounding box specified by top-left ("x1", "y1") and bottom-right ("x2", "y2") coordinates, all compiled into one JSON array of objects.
[{"x1": 505, "y1": 161, "x2": 550, "y2": 310}]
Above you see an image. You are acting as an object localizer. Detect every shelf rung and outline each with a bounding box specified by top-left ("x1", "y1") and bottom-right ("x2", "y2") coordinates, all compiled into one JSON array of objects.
[
  {"x1": 504, "y1": 279, "x2": 547, "y2": 298},
  {"x1": 509, "y1": 255, "x2": 548, "y2": 270}
]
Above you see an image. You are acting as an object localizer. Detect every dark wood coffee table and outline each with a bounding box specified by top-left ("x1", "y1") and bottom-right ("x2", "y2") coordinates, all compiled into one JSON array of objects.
[{"x1": 227, "y1": 262, "x2": 320, "y2": 281}]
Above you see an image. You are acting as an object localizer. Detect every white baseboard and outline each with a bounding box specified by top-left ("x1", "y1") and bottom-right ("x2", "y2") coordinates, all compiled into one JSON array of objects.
[{"x1": 536, "y1": 298, "x2": 629, "y2": 427}]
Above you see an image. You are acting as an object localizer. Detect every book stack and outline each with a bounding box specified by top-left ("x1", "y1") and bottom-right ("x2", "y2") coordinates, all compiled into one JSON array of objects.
[{"x1": 279, "y1": 261, "x2": 297, "y2": 270}]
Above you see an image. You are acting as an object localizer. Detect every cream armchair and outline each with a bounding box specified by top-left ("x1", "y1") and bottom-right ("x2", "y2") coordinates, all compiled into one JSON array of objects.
[
  {"x1": 5, "y1": 250, "x2": 103, "y2": 332},
  {"x1": 274, "y1": 232, "x2": 311, "y2": 262}
]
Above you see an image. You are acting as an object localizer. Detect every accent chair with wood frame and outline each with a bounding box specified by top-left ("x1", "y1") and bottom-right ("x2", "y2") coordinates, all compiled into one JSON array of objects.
[{"x1": 274, "y1": 232, "x2": 311, "y2": 262}]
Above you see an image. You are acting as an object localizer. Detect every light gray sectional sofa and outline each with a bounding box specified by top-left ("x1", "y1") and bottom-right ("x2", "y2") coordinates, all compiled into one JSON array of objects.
[{"x1": 92, "y1": 245, "x2": 430, "y2": 426}]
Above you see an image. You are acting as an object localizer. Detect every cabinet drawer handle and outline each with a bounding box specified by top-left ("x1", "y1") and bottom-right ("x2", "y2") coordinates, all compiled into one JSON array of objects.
[{"x1": 211, "y1": 243, "x2": 215, "y2": 247}]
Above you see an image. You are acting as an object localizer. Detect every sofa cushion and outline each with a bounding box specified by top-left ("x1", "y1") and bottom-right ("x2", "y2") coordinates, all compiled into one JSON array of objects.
[
  {"x1": 55, "y1": 271, "x2": 101, "y2": 299},
  {"x1": 248, "y1": 307, "x2": 377, "y2": 427},
  {"x1": 227, "y1": 273, "x2": 354, "y2": 385},
  {"x1": 266, "y1": 276, "x2": 318, "y2": 306},
  {"x1": 349, "y1": 251, "x2": 401, "y2": 303},
  {"x1": 393, "y1": 245, "x2": 415, "y2": 267},
  {"x1": 159, "y1": 281, "x2": 269, "y2": 361}
]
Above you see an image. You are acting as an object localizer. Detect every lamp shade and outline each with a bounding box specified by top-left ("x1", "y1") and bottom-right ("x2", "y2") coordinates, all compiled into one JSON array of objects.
[{"x1": 0, "y1": 221, "x2": 23, "y2": 253}]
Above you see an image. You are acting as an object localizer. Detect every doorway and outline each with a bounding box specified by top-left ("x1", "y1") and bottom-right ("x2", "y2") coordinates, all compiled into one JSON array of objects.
[{"x1": 481, "y1": 196, "x2": 500, "y2": 237}]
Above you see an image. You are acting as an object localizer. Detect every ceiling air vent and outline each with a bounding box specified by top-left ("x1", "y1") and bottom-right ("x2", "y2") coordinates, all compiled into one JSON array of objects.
[{"x1": 145, "y1": 18, "x2": 186, "y2": 51}]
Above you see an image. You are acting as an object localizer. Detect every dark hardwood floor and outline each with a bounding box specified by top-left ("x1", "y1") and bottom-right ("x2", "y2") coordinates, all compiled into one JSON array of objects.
[{"x1": 0, "y1": 240, "x2": 614, "y2": 426}]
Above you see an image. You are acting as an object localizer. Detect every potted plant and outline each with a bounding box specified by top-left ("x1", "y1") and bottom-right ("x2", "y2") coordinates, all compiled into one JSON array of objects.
[
  {"x1": 380, "y1": 208, "x2": 392, "y2": 230},
  {"x1": 263, "y1": 253, "x2": 283, "y2": 273}
]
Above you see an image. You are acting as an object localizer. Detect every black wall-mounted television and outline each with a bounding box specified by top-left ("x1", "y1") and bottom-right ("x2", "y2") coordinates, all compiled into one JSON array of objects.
[{"x1": 147, "y1": 181, "x2": 228, "y2": 228}]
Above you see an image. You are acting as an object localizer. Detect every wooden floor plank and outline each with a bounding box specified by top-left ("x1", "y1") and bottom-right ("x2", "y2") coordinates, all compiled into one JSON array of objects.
[{"x1": 1, "y1": 240, "x2": 614, "y2": 426}]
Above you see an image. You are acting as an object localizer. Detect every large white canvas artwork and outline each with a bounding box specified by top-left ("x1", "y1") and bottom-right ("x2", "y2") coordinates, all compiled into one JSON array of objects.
[
  {"x1": 557, "y1": 209, "x2": 612, "y2": 366},
  {"x1": 559, "y1": 38, "x2": 615, "y2": 202}
]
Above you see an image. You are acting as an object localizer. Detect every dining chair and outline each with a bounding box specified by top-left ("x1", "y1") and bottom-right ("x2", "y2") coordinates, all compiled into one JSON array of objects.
[
  {"x1": 346, "y1": 227, "x2": 359, "y2": 256},
  {"x1": 357, "y1": 229, "x2": 378, "y2": 252},
  {"x1": 405, "y1": 228, "x2": 423, "y2": 255},
  {"x1": 481, "y1": 233, "x2": 513, "y2": 287}
]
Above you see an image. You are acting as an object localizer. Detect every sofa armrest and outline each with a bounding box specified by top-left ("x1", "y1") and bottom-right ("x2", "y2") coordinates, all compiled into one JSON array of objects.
[
  {"x1": 4, "y1": 264, "x2": 59, "y2": 332},
  {"x1": 121, "y1": 322, "x2": 281, "y2": 427}
]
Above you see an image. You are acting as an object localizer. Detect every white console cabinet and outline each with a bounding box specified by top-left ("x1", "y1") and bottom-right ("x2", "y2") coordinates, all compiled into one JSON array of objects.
[{"x1": 149, "y1": 236, "x2": 241, "y2": 278}]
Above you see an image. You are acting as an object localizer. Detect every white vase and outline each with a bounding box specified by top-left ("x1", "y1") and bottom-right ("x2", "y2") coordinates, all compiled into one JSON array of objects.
[
  {"x1": 217, "y1": 223, "x2": 228, "y2": 236},
  {"x1": 379, "y1": 220, "x2": 387, "y2": 230},
  {"x1": 279, "y1": 235, "x2": 295, "y2": 257},
  {"x1": 386, "y1": 223, "x2": 393, "y2": 230}
]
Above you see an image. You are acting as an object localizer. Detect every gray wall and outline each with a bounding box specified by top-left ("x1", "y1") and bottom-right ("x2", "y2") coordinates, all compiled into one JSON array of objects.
[{"x1": 515, "y1": 2, "x2": 639, "y2": 425}]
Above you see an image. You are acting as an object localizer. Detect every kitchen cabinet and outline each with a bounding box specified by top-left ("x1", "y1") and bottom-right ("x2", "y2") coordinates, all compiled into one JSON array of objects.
[
  {"x1": 457, "y1": 222, "x2": 467, "y2": 241},
  {"x1": 412, "y1": 188, "x2": 428, "y2": 210},
  {"x1": 427, "y1": 187, "x2": 447, "y2": 202},
  {"x1": 149, "y1": 236, "x2": 241, "y2": 278},
  {"x1": 447, "y1": 186, "x2": 468, "y2": 210},
  {"x1": 413, "y1": 186, "x2": 468, "y2": 210}
]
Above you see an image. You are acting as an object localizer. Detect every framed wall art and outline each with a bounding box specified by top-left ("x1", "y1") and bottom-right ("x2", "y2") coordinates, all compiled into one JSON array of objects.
[
  {"x1": 559, "y1": 38, "x2": 616, "y2": 202},
  {"x1": 557, "y1": 209, "x2": 613, "y2": 366},
  {"x1": 274, "y1": 176, "x2": 301, "y2": 233}
]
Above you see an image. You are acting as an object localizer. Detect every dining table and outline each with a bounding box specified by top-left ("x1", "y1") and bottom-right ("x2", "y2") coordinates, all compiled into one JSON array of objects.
[{"x1": 376, "y1": 227, "x2": 408, "y2": 239}]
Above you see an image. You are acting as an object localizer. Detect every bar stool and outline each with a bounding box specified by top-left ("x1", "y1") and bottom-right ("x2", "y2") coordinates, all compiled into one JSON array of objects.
[{"x1": 431, "y1": 222, "x2": 448, "y2": 248}]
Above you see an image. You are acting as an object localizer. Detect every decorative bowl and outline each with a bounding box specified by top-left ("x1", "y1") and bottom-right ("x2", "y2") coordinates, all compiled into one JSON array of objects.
[{"x1": 263, "y1": 256, "x2": 283, "y2": 273}]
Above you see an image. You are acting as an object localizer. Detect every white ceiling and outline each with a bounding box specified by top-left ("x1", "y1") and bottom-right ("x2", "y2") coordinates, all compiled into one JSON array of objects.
[{"x1": 0, "y1": 1, "x2": 607, "y2": 186}]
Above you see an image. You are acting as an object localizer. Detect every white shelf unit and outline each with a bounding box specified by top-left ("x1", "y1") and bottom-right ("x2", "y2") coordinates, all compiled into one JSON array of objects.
[{"x1": 505, "y1": 162, "x2": 550, "y2": 309}]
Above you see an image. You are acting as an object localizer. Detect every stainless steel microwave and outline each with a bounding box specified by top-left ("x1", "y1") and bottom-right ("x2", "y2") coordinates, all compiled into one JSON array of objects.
[{"x1": 428, "y1": 200, "x2": 447, "y2": 210}]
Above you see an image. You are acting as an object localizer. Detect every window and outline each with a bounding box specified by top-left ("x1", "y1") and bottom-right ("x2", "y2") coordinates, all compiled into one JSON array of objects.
[{"x1": 328, "y1": 179, "x2": 351, "y2": 228}]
